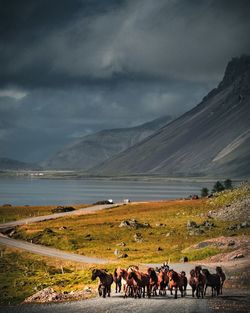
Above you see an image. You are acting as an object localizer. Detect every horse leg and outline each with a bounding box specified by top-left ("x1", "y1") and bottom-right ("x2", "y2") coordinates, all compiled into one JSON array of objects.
[
  {"x1": 204, "y1": 285, "x2": 207, "y2": 297},
  {"x1": 175, "y1": 287, "x2": 177, "y2": 299},
  {"x1": 180, "y1": 286, "x2": 184, "y2": 298}
]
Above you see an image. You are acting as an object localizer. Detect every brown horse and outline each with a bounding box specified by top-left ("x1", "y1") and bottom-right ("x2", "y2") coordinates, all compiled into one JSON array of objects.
[
  {"x1": 113, "y1": 268, "x2": 122, "y2": 293},
  {"x1": 91, "y1": 269, "x2": 113, "y2": 298},
  {"x1": 158, "y1": 269, "x2": 169, "y2": 296},
  {"x1": 128, "y1": 269, "x2": 151, "y2": 298},
  {"x1": 116, "y1": 267, "x2": 137, "y2": 298},
  {"x1": 180, "y1": 271, "x2": 188, "y2": 296},
  {"x1": 189, "y1": 269, "x2": 197, "y2": 297},
  {"x1": 216, "y1": 266, "x2": 226, "y2": 294},
  {"x1": 194, "y1": 266, "x2": 206, "y2": 298},
  {"x1": 147, "y1": 267, "x2": 159, "y2": 296},
  {"x1": 168, "y1": 269, "x2": 184, "y2": 299}
]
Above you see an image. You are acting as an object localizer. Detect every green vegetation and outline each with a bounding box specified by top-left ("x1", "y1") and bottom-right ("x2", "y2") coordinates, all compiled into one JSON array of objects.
[
  {"x1": 209, "y1": 182, "x2": 250, "y2": 208},
  {"x1": 0, "y1": 245, "x2": 109, "y2": 304},
  {"x1": 200, "y1": 187, "x2": 209, "y2": 197}
]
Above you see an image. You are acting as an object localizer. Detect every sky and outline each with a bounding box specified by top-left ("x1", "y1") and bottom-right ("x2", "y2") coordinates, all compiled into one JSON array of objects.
[{"x1": 0, "y1": 0, "x2": 250, "y2": 162}]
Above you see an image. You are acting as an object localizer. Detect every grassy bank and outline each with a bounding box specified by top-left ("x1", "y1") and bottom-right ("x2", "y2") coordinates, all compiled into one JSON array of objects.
[
  {"x1": 13, "y1": 189, "x2": 250, "y2": 263},
  {"x1": 0, "y1": 204, "x2": 89, "y2": 223}
]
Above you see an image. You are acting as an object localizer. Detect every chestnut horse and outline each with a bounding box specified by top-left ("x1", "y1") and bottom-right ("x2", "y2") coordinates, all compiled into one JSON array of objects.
[
  {"x1": 116, "y1": 267, "x2": 137, "y2": 298},
  {"x1": 189, "y1": 269, "x2": 197, "y2": 297},
  {"x1": 147, "y1": 267, "x2": 159, "y2": 296},
  {"x1": 91, "y1": 269, "x2": 113, "y2": 298},
  {"x1": 113, "y1": 268, "x2": 122, "y2": 293},
  {"x1": 158, "y1": 269, "x2": 169, "y2": 296},
  {"x1": 168, "y1": 269, "x2": 184, "y2": 299},
  {"x1": 128, "y1": 269, "x2": 151, "y2": 298},
  {"x1": 216, "y1": 266, "x2": 226, "y2": 294}
]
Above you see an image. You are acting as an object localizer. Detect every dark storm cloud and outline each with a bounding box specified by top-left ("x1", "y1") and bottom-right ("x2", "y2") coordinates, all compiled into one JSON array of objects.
[
  {"x1": 0, "y1": 0, "x2": 250, "y2": 88},
  {"x1": 0, "y1": 0, "x2": 250, "y2": 162}
]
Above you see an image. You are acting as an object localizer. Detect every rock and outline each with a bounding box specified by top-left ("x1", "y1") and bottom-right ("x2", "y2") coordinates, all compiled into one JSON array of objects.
[
  {"x1": 189, "y1": 229, "x2": 204, "y2": 236},
  {"x1": 157, "y1": 247, "x2": 163, "y2": 251},
  {"x1": 134, "y1": 233, "x2": 143, "y2": 242},
  {"x1": 59, "y1": 226, "x2": 67, "y2": 230},
  {"x1": 240, "y1": 221, "x2": 250, "y2": 228},
  {"x1": 51, "y1": 206, "x2": 75, "y2": 213},
  {"x1": 228, "y1": 240, "x2": 236, "y2": 246},
  {"x1": 116, "y1": 242, "x2": 126, "y2": 246},
  {"x1": 200, "y1": 220, "x2": 215, "y2": 228},
  {"x1": 119, "y1": 253, "x2": 128, "y2": 258},
  {"x1": 155, "y1": 223, "x2": 166, "y2": 227},
  {"x1": 187, "y1": 220, "x2": 197, "y2": 229},
  {"x1": 230, "y1": 253, "x2": 244, "y2": 260},
  {"x1": 119, "y1": 219, "x2": 151, "y2": 229},
  {"x1": 196, "y1": 241, "x2": 210, "y2": 248}
]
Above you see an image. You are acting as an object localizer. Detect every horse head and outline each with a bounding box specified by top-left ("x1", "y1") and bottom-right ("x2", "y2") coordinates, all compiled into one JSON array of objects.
[
  {"x1": 216, "y1": 266, "x2": 222, "y2": 274},
  {"x1": 91, "y1": 269, "x2": 99, "y2": 281}
]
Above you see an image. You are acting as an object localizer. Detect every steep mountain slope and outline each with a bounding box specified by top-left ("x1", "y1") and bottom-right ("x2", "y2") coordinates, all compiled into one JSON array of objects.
[
  {"x1": 92, "y1": 55, "x2": 250, "y2": 178},
  {"x1": 0, "y1": 157, "x2": 41, "y2": 170},
  {"x1": 42, "y1": 116, "x2": 172, "y2": 170}
]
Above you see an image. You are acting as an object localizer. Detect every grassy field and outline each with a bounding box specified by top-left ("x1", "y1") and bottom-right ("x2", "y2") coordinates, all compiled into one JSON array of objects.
[
  {"x1": 0, "y1": 203, "x2": 89, "y2": 223},
  {"x1": 0, "y1": 183, "x2": 249, "y2": 304},
  {"x1": 12, "y1": 185, "x2": 250, "y2": 263},
  {"x1": 0, "y1": 245, "x2": 105, "y2": 304}
]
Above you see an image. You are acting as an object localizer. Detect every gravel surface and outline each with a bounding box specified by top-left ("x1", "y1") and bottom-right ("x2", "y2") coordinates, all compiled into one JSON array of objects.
[{"x1": 0, "y1": 293, "x2": 214, "y2": 313}]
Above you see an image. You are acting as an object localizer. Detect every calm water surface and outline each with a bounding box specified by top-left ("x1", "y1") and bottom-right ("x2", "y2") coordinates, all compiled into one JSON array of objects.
[{"x1": 0, "y1": 177, "x2": 214, "y2": 206}]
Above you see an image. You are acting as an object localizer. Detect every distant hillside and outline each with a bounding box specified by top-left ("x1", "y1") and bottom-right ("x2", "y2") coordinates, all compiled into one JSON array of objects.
[
  {"x1": 0, "y1": 157, "x2": 41, "y2": 170},
  {"x1": 91, "y1": 55, "x2": 250, "y2": 178},
  {"x1": 42, "y1": 116, "x2": 172, "y2": 170}
]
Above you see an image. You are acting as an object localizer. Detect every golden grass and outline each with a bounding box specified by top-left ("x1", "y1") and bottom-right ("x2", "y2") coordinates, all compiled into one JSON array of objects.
[
  {"x1": 13, "y1": 198, "x2": 250, "y2": 263},
  {"x1": 0, "y1": 203, "x2": 89, "y2": 223}
]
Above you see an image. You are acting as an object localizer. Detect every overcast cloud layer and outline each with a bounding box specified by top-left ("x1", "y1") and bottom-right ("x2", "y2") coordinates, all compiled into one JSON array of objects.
[{"x1": 0, "y1": 0, "x2": 250, "y2": 162}]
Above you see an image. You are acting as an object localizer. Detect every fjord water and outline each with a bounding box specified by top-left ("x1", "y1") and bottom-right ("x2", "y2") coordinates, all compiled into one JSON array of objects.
[{"x1": 0, "y1": 177, "x2": 214, "y2": 206}]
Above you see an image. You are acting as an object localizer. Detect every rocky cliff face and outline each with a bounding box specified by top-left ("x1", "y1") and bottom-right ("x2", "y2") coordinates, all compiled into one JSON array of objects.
[
  {"x1": 91, "y1": 56, "x2": 250, "y2": 178},
  {"x1": 42, "y1": 116, "x2": 172, "y2": 170}
]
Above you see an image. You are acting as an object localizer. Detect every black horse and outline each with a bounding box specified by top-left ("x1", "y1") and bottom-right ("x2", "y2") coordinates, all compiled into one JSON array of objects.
[
  {"x1": 202, "y1": 268, "x2": 220, "y2": 297},
  {"x1": 91, "y1": 269, "x2": 113, "y2": 298}
]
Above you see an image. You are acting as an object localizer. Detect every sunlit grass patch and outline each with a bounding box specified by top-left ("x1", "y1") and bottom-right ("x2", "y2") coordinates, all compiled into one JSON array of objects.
[{"x1": 0, "y1": 203, "x2": 89, "y2": 223}]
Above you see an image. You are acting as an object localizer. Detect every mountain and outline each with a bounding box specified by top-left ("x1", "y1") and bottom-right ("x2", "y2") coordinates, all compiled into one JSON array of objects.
[
  {"x1": 91, "y1": 55, "x2": 250, "y2": 178},
  {"x1": 42, "y1": 116, "x2": 172, "y2": 170},
  {"x1": 0, "y1": 157, "x2": 41, "y2": 171}
]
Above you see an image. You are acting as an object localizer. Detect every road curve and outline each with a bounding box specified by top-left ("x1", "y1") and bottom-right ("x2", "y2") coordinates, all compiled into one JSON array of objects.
[
  {"x1": 0, "y1": 234, "x2": 109, "y2": 264},
  {"x1": 0, "y1": 203, "x2": 121, "y2": 264}
]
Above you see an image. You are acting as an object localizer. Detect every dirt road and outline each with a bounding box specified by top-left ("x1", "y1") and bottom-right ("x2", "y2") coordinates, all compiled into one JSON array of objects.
[{"x1": 0, "y1": 293, "x2": 214, "y2": 313}]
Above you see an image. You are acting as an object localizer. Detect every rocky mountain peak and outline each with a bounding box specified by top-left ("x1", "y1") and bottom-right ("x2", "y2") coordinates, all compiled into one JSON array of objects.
[{"x1": 219, "y1": 55, "x2": 250, "y2": 93}]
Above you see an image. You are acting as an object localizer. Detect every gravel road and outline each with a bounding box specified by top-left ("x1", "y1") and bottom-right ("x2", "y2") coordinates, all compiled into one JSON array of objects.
[{"x1": 0, "y1": 292, "x2": 214, "y2": 313}]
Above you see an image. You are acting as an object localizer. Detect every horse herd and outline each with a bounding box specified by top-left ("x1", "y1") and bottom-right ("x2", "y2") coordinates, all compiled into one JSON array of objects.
[{"x1": 91, "y1": 265, "x2": 226, "y2": 299}]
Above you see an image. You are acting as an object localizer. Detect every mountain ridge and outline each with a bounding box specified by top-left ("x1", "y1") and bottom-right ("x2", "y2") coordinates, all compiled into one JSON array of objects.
[
  {"x1": 90, "y1": 55, "x2": 250, "y2": 178},
  {"x1": 42, "y1": 115, "x2": 172, "y2": 170}
]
